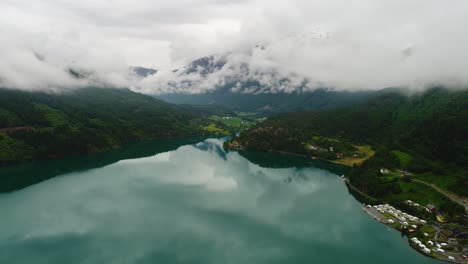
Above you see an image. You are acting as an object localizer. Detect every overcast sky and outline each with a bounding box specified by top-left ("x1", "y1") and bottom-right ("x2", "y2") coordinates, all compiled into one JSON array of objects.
[{"x1": 1, "y1": 0, "x2": 468, "y2": 92}]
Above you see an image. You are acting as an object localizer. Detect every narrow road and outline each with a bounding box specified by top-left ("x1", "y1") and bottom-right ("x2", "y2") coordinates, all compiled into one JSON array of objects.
[{"x1": 412, "y1": 179, "x2": 468, "y2": 212}]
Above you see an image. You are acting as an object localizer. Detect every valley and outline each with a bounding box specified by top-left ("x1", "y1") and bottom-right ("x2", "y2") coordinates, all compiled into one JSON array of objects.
[
  {"x1": 0, "y1": 85, "x2": 466, "y2": 263},
  {"x1": 2, "y1": 1, "x2": 467, "y2": 263}
]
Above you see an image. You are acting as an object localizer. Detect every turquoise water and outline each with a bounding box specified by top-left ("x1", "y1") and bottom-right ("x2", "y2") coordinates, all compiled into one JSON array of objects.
[{"x1": 0, "y1": 138, "x2": 440, "y2": 264}]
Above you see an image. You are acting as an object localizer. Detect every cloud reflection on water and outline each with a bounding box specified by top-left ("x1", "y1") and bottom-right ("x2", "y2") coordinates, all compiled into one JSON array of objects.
[{"x1": 0, "y1": 139, "x2": 436, "y2": 264}]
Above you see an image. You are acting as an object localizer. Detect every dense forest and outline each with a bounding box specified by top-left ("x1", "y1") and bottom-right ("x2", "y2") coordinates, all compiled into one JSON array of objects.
[
  {"x1": 233, "y1": 88, "x2": 468, "y2": 215},
  {"x1": 0, "y1": 87, "x2": 219, "y2": 165},
  {"x1": 237, "y1": 88, "x2": 467, "y2": 167}
]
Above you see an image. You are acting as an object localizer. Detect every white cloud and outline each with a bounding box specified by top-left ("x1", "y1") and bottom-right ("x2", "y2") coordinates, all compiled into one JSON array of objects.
[{"x1": 1, "y1": 0, "x2": 468, "y2": 92}]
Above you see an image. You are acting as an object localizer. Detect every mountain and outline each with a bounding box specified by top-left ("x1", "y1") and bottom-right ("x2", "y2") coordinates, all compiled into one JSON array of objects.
[
  {"x1": 231, "y1": 88, "x2": 468, "y2": 204},
  {"x1": 180, "y1": 55, "x2": 227, "y2": 76},
  {"x1": 148, "y1": 54, "x2": 374, "y2": 113},
  {"x1": 0, "y1": 87, "x2": 212, "y2": 165},
  {"x1": 158, "y1": 88, "x2": 374, "y2": 114},
  {"x1": 131, "y1": 66, "x2": 157, "y2": 78},
  {"x1": 235, "y1": 88, "x2": 468, "y2": 163}
]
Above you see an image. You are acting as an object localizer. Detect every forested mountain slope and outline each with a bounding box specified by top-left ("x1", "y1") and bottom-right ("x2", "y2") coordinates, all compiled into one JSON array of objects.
[
  {"x1": 155, "y1": 55, "x2": 374, "y2": 113},
  {"x1": 158, "y1": 88, "x2": 374, "y2": 114},
  {"x1": 233, "y1": 88, "x2": 468, "y2": 204},
  {"x1": 0, "y1": 87, "x2": 211, "y2": 164},
  {"x1": 238, "y1": 88, "x2": 467, "y2": 167}
]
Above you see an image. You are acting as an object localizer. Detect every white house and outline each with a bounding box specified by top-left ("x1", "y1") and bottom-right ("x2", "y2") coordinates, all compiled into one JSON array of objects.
[{"x1": 380, "y1": 168, "x2": 390, "y2": 174}]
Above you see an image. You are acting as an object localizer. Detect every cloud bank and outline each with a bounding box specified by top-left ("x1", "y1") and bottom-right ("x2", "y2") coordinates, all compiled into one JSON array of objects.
[{"x1": 1, "y1": 0, "x2": 468, "y2": 93}]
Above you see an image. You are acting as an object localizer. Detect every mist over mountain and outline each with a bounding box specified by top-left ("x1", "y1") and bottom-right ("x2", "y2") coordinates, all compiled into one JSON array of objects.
[
  {"x1": 2, "y1": 0, "x2": 468, "y2": 94},
  {"x1": 157, "y1": 86, "x2": 374, "y2": 113},
  {"x1": 131, "y1": 66, "x2": 158, "y2": 78}
]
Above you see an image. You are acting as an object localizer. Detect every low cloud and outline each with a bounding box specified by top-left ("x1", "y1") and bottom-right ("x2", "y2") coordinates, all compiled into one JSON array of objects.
[{"x1": 1, "y1": 0, "x2": 468, "y2": 93}]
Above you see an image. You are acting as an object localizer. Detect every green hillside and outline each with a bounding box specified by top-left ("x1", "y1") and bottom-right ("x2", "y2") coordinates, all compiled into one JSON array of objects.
[
  {"x1": 230, "y1": 88, "x2": 468, "y2": 217},
  {"x1": 0, "y1": 87, "x2": 215, "y2": 165},
  {"x1": 236, "y1": 88, "x2": 467, "y2": 167}
]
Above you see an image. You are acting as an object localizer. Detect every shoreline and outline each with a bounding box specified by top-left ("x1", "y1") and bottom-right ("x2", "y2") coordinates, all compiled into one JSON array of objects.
[
  {"x1": 253, "y1": 148, "x2": 355, "y2": 167},
  {"x1": 225, "y1": 141, "x2": 374, "y2": 168},
  {"x1": 362, "y1": 206, "x2": 467, "y2": 264},
  {"x1": 228, "y1": 145, "x2": 467, "y2": 264},
  {"x1": 267, "y1": 149, "x2": 360, "y2": 167}
]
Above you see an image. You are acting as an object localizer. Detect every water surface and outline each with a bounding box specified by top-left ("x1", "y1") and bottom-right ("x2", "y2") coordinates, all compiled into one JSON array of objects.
[{"x1": 0, "y1": 139, "x2": 440, "y2": 264}]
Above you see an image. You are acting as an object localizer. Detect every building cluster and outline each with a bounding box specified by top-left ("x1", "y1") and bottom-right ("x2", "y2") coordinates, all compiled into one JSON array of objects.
[
  {"x1": 405, "y1": 199, "x2": 422, "y2": 208},
  {"x1": 372, "y1": 204, "x2": 427, "y2": 228},
  {"x1": 410, "y1": 237, "x2": 451, "y2": 256},
  {"x1": 406, "y1": 199, "x2": 439, "y2": 214},
  {"x1": 406, "y1": 200, "x2": 447, "y2": 223},
  {"x1": 226, "y1": 140, "x2": 243, "y2": 150},
  {"x1": 364, "y1": 202, "x2": 467, "y2": 263},
  {"x1": 306, "y1": 144, "x2": 345, "y2": 158}
]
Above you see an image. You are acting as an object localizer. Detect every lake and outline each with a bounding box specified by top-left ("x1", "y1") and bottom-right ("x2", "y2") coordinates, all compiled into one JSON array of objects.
[{"x1": 0, "y1": 138, "x2": 441, "y2": 264}]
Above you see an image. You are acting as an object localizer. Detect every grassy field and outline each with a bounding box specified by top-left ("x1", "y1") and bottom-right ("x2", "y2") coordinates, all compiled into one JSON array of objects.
[
  {"x1": 391, "y1": 150, "x2": 413, "y2": 167},
  {"x1": 211, "y1": 116, "x2": 247, "y2": 127},
  {"x1": 333, "y1": 145, "x2": 375, "y2": 166},
  {"x1": 418, "y1": 224, "x2": 437, "y2": 235},
  {"x1": 413, "y1": 172, "x2": 460, "y2": 192},
  {"x1": 201, "y1": 124, "x2": 229, "y2": 135},
  {"x1": 209, "y1": 115, "x2": 256, "y2": 131},
  {"x1": 391, "y1": 150, "x2": 466, "y2": 197},
  {"x1": 380, "y1": 171, "x2": 401, "y2": 181},
  {"x1": 235, "y1": 112, "x2": 259, "y2": 118},
  {"x1": 393, "y1": 181, "x2": 450, "y2": 207}
]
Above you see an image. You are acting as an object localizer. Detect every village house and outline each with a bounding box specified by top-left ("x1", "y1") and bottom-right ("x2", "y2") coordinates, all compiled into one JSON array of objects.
[
  {"x1": 380, "y1": 168, "x2": 390, "y2": 175},
  {"x1": 426, "y1": 204, "x2": 437, "y2": 213},
  {"x1": 307, "y1": 145, "x2": 319, "y2": 151}
]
